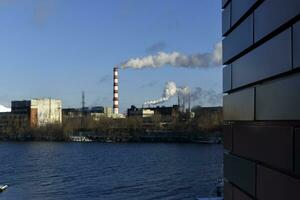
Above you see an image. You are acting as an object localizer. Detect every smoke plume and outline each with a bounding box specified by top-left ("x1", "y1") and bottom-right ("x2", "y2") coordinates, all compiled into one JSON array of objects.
[
  {"x1": 144, "y1": 82, "x2": 222, "y2": 107},
  {"x1": 191, "y1": 87, "x2": 222, "y2": 107},
  {"x1": 121, "y1": 42, "x2": 222, "y2": 69},
  {"x1": 144, "y1": 82, "x2": 190, "y2": 105}
]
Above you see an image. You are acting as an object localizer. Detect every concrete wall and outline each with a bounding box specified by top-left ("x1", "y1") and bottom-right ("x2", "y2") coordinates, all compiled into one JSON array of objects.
[{"x1": 222, "y1": 0, "x2": 300, "y2": 199}]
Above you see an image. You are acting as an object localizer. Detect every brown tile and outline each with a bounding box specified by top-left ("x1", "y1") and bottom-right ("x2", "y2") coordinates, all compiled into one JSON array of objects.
[
  {"x1": 224, "y1": 125, "x2": 233, "y2": 152},
  {"x1": 224, "y1": 153, "x2": 256, "y2": 196},
  {"x1": 295, "y1": 128, "x2": 300, "y2": 175},
  {"x1": 233, "y1": 187, "x2": 253, "y2": 200},
  {"x1": 224, "y1": 181, "x2": 233, "y2": 200},
  {"x1": 257, "y1": 165, "x2": 300, "y2": 200},
  {"x1": 233, "y1": 125, "x2": 293, "y2": 171}
]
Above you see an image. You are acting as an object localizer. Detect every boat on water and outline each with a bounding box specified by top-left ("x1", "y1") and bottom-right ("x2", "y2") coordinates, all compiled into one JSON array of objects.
[{"x1": 0, "y1": 185, "x2": 8, "y2": 192}]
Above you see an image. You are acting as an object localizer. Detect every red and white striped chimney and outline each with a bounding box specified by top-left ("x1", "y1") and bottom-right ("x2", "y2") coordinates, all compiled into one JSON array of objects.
[{"x1": 113, "y1": 67, "x2": 119, "y2": 114}]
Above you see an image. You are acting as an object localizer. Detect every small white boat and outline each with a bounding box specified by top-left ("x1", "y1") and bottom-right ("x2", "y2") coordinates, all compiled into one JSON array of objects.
[{"x1": 0, "y1": 185, "x2": 8, "y2": 192}]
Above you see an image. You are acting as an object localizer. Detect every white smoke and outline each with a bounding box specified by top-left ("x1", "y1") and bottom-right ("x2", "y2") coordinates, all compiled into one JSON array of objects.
[
  {"x1": 191, "y1": 87, "x2": 223, "y2": 107},
  {"x1": 144, "y1": 82, "x2": 222, "y2": 107},
  {"x1": 144, "y1": 82, "x2": 190, "y2": 105},
  {"x1": 121, "y1": 42, "x2": 222, "y2": 69}
]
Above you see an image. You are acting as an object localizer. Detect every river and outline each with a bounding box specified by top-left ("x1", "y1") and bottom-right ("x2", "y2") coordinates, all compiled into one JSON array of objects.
[{"x1": 0, "y1": 142, "x2": 223, "y2": 200}]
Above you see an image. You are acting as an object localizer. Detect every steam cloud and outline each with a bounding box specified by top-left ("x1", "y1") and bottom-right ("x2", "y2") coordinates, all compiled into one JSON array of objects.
[
  {"x1": 121, "y1": 42, "x2": 222, "y2": 69},
  {"x1": 191, "y1": 87, "x2": 222, "y2": 107},
  {"x1": 144, "y1": 82, "x2": 190, "y2": 105},
  {"x1": 144, "y1": 82, "x2": 222, "y2": 107}
]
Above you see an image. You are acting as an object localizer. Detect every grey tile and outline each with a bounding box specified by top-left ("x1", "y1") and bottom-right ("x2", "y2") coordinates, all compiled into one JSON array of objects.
[
  {"x1": 254, "y1": 0, "x2": 300, "y2": 42},
  {"x1": 223, "y1": 88, "x2": 254, "y2": 121},
  {"x1": 231, "y1": 0, "x2": 257, "y2": 26},
  {"x1": 223, "y1": 14, "x2": 253, "y2": 63},
  {"x1": 223, "y1": 65, "x2": 232, "y2": 92},
  {"x1": 232, "y1": 28, "x2": 292, "y2": 88},
  {"x1": 222, "y1": 2, "x2": 231, "y2": 36},
  {"x1": 293, "y1": 20, "x2": 300, "y2": 68},
  {"x1": 256, "y1": 73, "x2": 300, "y2": 120}
]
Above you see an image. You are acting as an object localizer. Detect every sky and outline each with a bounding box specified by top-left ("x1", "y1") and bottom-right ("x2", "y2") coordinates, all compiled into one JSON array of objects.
[{"x1": 0, "y1": 0, "x2": 222, "y2": 113}]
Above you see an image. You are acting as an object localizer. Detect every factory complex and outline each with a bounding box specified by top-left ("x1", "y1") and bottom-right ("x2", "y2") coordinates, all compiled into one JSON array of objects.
[{"x1": 0, "y1": 67, "x2": 222, "y2": 139}]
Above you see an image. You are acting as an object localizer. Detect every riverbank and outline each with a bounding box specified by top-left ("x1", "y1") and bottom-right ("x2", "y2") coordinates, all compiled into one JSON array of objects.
[{"x1": 0, "y1": 130, "x2": 223, "y2": 144}]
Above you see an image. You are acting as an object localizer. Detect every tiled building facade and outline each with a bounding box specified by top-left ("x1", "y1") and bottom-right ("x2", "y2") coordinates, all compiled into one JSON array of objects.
[{"x1": 222, "y1": 0, "x2": 300, "y2": 199}]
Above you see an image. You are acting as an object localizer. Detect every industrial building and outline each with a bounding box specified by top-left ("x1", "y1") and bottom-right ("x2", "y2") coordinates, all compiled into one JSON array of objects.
[
  {"x1": 0, "y1": 98, "x2": 62, "y2": 131},
  {"x1": 127, "y1": 106, "x2": 155, "y2": 118},
  {"x1": 63, "y1": 106, "x2": 114, "y2": 120},
  {"x1": 127, "y1": 105, "x2": 181, "y2": 118},
  {"x1": 13, "y1": 99, "x2": 62, "y2": 127}
]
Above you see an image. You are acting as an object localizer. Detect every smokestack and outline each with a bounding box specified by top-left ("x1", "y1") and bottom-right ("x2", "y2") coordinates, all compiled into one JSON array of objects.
[{"x1": 113, "y1": 67, "x2": 119, "y2": 114}]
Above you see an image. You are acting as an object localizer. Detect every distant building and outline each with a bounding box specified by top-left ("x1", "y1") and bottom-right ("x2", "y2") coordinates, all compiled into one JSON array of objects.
[
  {"x1": 104, "y1": 107, "x2": 113, "y2": 117},
  {"x1": 127, "y1": 105, "x2": 180, "y2": 118},
  {"x1": 62, "y1": 106, "x2": 118, "y2": 120},
  {"x1": 149, "y1": 105, "x2": 180, "y2": 117},
  {"x1": 0, "y1": 112, "x2": 29, "y2": 131},
  {"x1": 127, "y1": 106, "x2": 155, "y2": 118},
  {"x1": 0, "y1": 98, "x2": 62, "y2": 131},
  {"x1": 12, "y1": 99, "x2": 62, "y2": 127},
  {"x1": 192, "y1": 106, "x2": 222, "y2": 119}
]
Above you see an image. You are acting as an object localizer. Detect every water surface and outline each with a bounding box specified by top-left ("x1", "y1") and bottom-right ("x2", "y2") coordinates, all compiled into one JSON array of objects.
[{"x1": 0, "y1": 142, "x2": 223, "y2": 200}]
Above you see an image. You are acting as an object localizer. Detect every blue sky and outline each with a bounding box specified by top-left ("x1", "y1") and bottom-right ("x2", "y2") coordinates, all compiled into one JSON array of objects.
[{"x1": 0, "y1": 0, "x2": 222, "y2": 112}]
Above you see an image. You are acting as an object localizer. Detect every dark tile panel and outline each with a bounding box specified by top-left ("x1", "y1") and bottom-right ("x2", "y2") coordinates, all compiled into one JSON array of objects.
[
  {"x1": 296, "y1": 128, "x2": 300, "y2": 175},
  {"x1": 224, "y1": 153, "x2": 256, "y2": 196},
  {"x1": 254, "y1": 0, "x2": 300, "y2": 42},
  {"x1": 222, "y1": 0, "x2": 230, "y2": 9},
  {"x1": 224, "y1": 181, "x2": 233, "y2": 200},
  {"x1": 294, "y1": 20, "x2": 300, "y2": 68},
  {"x1": 256, "y1": 72, "x2": 300, "y2": 120},
  {"x1": 233, "y1": 187, "x2": 253, "y2": 200},
  {"x1": 232, "y1": 28, "x2": 292, "y2": 89},
  {"x1": 231, "y1": 0, "x2": 257, "y2": 26},
  {"x1": 222, "y1": 2, "x2": 231, "y2": 36},
  {"x1": 223, "y1": 88, "x2": 254, "y2": 121},
  {"x1": 257, "y1": 165, "x2": 300, "y2": 200},
  {"x1": 223, "y1": 125, "x2": 233, "y2": 151},
  {"x1": 223, "y1": 65, "x2": 232, "y2": 92},
  {"x1": 223, "y1": 14, "x2": 253, "y2": 64},
  {"x1": 233, "y1": 125, "x2": 293, "y2": 171}
]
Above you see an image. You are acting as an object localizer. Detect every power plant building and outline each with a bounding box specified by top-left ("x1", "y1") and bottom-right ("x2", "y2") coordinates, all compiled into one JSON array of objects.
[
  {"x1": 127, "y1": 106, "x2": 155, "y2": 118},
  {"x1": 0, "y1": 98, "x2": 62, "y2": 130}
]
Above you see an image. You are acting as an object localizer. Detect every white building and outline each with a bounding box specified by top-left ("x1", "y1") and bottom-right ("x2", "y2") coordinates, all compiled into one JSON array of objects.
[
  {"x1": 31, "y1": 99, "x2": 62, "y2": 126},
  {"x1": 12, "y1": 98, "x2": 62, "y2": 127}
]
